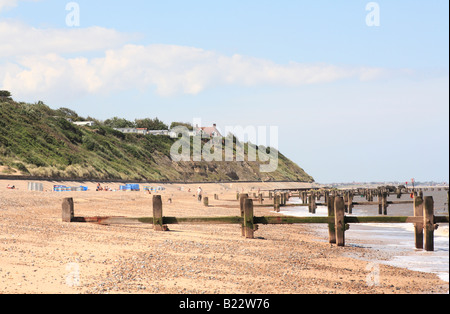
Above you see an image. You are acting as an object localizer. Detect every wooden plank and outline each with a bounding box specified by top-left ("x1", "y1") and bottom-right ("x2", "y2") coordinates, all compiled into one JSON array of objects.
[
  {"x1": 388, "y1": 200, "x2": 414, "y2": 205},
  {"x1": 344, "y1": 216, "x2": 423, "y2": 224},
  {"x1": 254, "y1": 216, "x2": 332, "y2": 224},
  {"x1": 70, "y1": 215, "x2": 449, "y2": 226},
  {"x1": 435, "y1": 216, "x2": 449, "y2": 223},
  {"x1": 353, "y1": 202, "x2": 379, "y2": 206},
  {"x1": 279, "y1": 203, "x2": 309, "y2": 207},
  {"x1": 164, "y1": 216, "x2": 243, "y2": 225}
]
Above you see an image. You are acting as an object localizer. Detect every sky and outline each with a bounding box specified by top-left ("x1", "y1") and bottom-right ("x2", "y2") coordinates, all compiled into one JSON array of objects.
[{"x1": 0, "y1": 0, "x2": 449, "y2": 183}]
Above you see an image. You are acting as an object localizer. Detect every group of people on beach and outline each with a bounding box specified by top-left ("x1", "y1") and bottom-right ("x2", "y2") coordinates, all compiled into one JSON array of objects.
[{"x1": 96, "y1": 183, "x2": 113, "y2": 191}]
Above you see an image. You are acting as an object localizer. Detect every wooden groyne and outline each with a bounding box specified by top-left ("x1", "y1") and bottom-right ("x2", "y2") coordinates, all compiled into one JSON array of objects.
[{"x1": 62, "y1": 187, "x2": 448, "y2": 251}]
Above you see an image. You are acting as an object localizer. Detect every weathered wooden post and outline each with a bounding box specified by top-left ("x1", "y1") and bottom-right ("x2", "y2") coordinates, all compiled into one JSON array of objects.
[
  {"x1": 344, "y1": 192, "x2": 349, "y2": 213},
  {"x1": 259, "y1": 193, "x2": 263, "y2": 204},
  {"x1": 348, "y1": 192, "x2": 354, "y2": 215},
  {"x1": 377, "y1": 191, "x2": 383, "y2": 215},
  {"x1": 62, "y1": 198, "x2": 74, "y2": 222},
  {"x1": 382, "y1": 192, "x2": 388, "y2": 215},
  {"x1": 334, "y1": 197, "x2": 346, "y2": 247},
  {"x1": 308, "y1": 193, "x2": 313, "y2": 213},
  {"x1": 324, "y1": 190, "x2": 329, "y2": 205},
  {"x1": 311, "y1": 191, "x2": 316, "y2": 214},
  {"x1": 203, "y1": 197, "x2": 209, "y2": 207},
  {"x1": 243, "y1": 198, "x2": 255, "y2": 239},
  {"x1": 240, "y1": 194, "x2": 249, "y2": 236},
  {"x1": 327, "y1": 196, "x2": 336, "y2": 244},
  {"x1": 153, "y1": 195, "x2": 165, "y2": 231},
  {"x1": 275, "y1": 194, "x2": 281, "y2": 212},
  {"x1": 423, "y1": 197, "x2": 435, "y2": 252},
  {"x1": 414, "y1": 196, "x2": 424, "y2": 250}
]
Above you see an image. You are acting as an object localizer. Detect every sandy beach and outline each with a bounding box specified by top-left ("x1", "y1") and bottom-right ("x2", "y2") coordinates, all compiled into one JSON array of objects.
[{"x1": 0, "y1": 179, "x2": 448, "y2": 294}]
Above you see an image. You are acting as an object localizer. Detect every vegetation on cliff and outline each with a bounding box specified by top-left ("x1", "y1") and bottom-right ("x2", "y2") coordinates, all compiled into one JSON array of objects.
[{"x1": 0, "y1": 94, "x2": 313, "y2": 182}]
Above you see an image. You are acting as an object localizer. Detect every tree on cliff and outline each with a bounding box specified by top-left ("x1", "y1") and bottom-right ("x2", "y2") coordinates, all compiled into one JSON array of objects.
[{"x1": 0, "y1": 90, "x2": 12, "y2": 101}]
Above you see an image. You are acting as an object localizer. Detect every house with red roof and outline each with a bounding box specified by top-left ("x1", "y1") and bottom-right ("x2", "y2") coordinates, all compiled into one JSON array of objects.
[{"x1": 194, "y1": 123, "x2": 222, "y2": 138}]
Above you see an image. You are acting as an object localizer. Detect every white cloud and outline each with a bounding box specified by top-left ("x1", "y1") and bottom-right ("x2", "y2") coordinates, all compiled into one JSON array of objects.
[
  {"x1": 1, "y1": 43, "x2": 390, "y2": 100},
  {"x1": 0, "y1": 0, "x2": 19, "y2": 11},
  {"x1": 0, "y1": 20, "x2": 391, "y2": 101},
  {"x1": 0, "y1": 0, "x2": 39, "y2": 12},
  {"x1": 0, "y1": 21, "x2": 133, "y2": 57}
]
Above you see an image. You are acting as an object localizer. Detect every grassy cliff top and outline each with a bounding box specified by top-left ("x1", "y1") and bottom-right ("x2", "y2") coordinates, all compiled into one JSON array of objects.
[{"x1": 0, "y1": 99, "x2": 314, "y2": 183}]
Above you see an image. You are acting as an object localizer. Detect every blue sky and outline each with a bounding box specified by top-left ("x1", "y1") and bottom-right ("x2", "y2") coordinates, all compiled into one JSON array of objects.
[{"x1": 1, "y1": 0, "x2": 448, "y2": 183}]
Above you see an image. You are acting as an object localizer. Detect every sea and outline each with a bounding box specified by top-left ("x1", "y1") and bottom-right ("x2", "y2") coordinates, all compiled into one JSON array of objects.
[{"x1": 278, "y1": 189, "x2": 449, "y2": 284}]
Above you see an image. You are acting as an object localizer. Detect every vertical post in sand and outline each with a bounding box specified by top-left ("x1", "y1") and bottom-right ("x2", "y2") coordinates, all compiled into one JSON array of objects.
[
  {"x1": 414, "y1": 196, "x2": 424, "y2": 250},
  {"x1": 334, "y1": 196, "x2": 346, "y2": 247},
  {"x1": 382, "y1": 192, "x2": 388, "y2": 216},
  {"x1": 344, "y1": 192, "x2": 349, "y2": 213},
  {"x1": 324, "y1": 191, "x2": 329, "y2": 205},
  {"x1": 240, "y1": 194, "x2": 249, "y2": 237},
  {"x1": 62, "y1": 198, "x2": 74, "y2": 222},
  {"x1": 203, "y1": 197, "x2": 209, "y2": 207},
  {"x1": 327, "y1": 196, "x2": 336, "y2": 244},
  {"x1": 348, "y1": 192, "x2": 354, "y2": 215},
  {"x1": 311, "y1": 191, "x2": 316, "y2": 214},
  {"x1": 423, "y1": 197, "x2": 435, "y2": 252},
  {"x1": 274, "y1": 194, "x2": 281, "y2": 212},
  {"x1": 378, "y1": 191, "x2": 383, "y2": 215},
  {"x1": 280, "y1": 193, "x2": 285, "y2": 206},
  {"x1": 153, "y1": 195, "x2": 165, "y2": 231},
  {"x1": 308, "y1": 194, "x2": 312, "y2": 213},
  {"x1": 243, "y1": 198, "x2": 254, "y2": 239}
]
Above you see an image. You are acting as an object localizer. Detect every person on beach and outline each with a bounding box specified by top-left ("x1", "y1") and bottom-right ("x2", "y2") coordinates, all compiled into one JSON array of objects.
[{"x1": 197, "y1": 187, "x2": 203, "y2": 202}]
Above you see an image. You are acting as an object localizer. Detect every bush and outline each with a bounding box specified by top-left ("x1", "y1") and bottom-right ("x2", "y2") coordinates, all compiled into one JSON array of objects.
[{"x1": 13, "y1": 162, "x2": 29, "y2": 173}]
